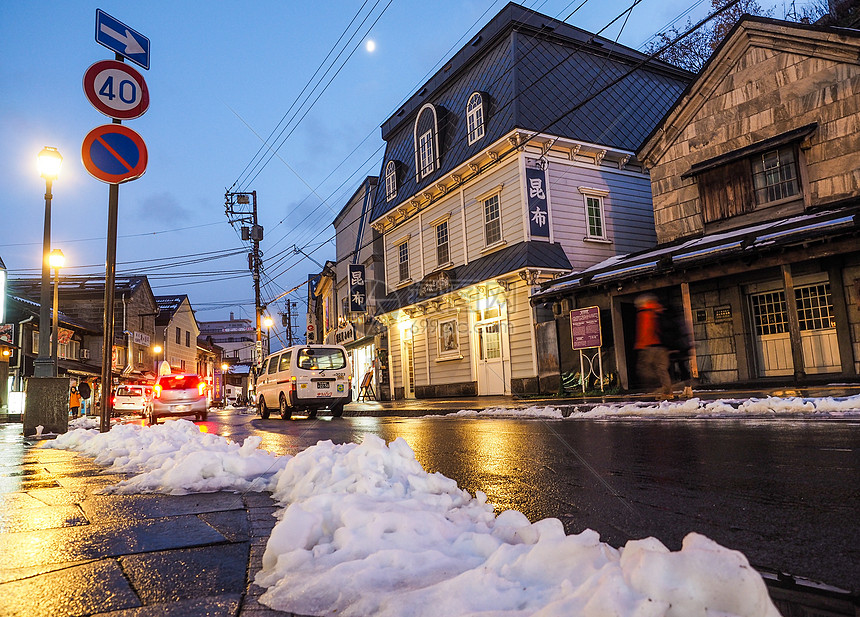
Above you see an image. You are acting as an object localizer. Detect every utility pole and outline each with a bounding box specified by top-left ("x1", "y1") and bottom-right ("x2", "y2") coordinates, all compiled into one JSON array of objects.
[
  {"x1": 225, "y1": 190, "x2": 264, "y2": 392},
  {"x1": 282, "y1": 299, "x2": 295, "y2": 346}
]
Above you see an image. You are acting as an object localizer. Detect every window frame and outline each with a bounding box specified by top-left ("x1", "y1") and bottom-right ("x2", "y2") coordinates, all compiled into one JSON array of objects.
[
  {"x1": 397, "y1": 239, "x2": 410, "y2": 283},
  {"x1": 384, "y1": 160, "x2": 397, "y2": 202},
  {"x1": 483, "y1": 193, "x2": 502, "y2": 247},
  {"x1": 413, "y1": 103, "x2": 439, "y2": 181},
  {"x1": 751, "y1": 146, "x2": 800, "y2": 206},
  {"x1": 435, "y1": 219, "x2": 450, "y2": 267},
  {"x1": 466, "y1": 92, "x2": 485, "y2": 145},
  {"x1": 578, "y1": 187, "x2": 610, "y2": 241},
  {"x1": 418, "y1": 129, "x2": 434, "y2": 178}
]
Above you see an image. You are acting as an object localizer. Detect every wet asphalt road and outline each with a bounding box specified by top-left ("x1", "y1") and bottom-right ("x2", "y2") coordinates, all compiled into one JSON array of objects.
[{"x1": 203, "y1": 408, "x2": 860, "y2": 593}]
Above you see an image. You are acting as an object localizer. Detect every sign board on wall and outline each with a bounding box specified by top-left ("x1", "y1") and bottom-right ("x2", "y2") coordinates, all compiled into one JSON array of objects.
[
  {"x1": 570, "y1": 306, "x2": 601, "y2": 350},
  {"x1": 348, "y1": 264, "x2": 366, "y2": 313},
  {"x1": 526, "y1": 162, "x2": 550, "y2": 239}
]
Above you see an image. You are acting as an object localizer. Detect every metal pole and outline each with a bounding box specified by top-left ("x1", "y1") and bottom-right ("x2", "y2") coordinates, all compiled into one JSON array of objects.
[
  {"x1": 51, "y1": 266, "x2": 60, "y2": 375},
  {"x1": 252, "y1": 191, "x2": 262, "y2": 390},
  {"x1": 34, "y1": 178, "x2": 54, "y2": 377},
  {"x1": 100, "y1": 182, "x2": 119, "y2": 432}
]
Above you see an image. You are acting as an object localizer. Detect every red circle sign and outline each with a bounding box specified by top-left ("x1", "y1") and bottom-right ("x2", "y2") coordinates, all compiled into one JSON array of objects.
[
  {"x1": 81, "y1": 124, "x2": 148, "y2": 184},
  {"x1": 83, "y1": 60, "x2": 149, "y2": 120}
]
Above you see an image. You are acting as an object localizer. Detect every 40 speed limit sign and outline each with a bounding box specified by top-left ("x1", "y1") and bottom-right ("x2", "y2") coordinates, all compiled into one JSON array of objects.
[{"x1": 83, "y1": 59, "x2": 150, "y2": 120}]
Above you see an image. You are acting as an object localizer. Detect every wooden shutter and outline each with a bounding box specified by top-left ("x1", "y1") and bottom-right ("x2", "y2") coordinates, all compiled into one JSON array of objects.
[{"x1": 698, "y1": 158, "x2": 755, "y2": 223}]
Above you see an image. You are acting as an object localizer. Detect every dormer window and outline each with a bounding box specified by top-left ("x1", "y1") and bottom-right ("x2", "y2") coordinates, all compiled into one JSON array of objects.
[
  {"x1": 414, "y1": 104, "x2": 439, "y2": 180},
  {"x1": 466, "y1": 92, "x2": 485, "y2": 144},
  {"x1": 385, "y1": 160, "x2": 397, "y2": 202}
]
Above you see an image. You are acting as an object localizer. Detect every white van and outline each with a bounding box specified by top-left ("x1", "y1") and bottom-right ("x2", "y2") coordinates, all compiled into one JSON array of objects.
[{"x1": 256, "y1": 344, "x2": 352, "y2": 419}]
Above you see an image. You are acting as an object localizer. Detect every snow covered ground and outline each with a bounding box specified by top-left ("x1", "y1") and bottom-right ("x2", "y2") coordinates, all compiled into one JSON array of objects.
[
  {"x1": 449, "y1": 394, "x2": 860, "y2": 420},
  {"x1": 48, "y1": 395, "x2": 858, "y2": 615}
]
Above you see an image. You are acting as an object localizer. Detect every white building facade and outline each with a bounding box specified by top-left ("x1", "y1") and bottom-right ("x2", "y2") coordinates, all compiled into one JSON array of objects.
[{"x1": 369, "y1": 4, "x2": 691, "y2": 398}]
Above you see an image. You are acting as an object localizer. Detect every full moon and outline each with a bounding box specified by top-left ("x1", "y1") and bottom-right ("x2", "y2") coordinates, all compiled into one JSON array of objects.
[{"x1": 366, "y1": 39, "x2": 376, "y2": 53}]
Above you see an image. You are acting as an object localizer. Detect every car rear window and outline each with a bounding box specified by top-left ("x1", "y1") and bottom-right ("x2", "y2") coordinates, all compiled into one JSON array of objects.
[
  {"x1": 115, "y1": 387, "x2": 141, "y2": 397},
  {"x1": 296, "y1": 348, "x2": 346, "y2": 370},
  {"x1": 159, "y1": 375, "x2": 201, "y2": 390}
]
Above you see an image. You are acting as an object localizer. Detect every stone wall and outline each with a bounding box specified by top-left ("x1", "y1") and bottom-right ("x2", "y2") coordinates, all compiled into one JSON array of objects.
[{"x1": 645, "y1": 23, "x2": 860, "y2": 244}]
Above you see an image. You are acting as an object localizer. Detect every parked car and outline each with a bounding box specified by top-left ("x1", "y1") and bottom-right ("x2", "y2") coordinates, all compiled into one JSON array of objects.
[
  {"x1": 146, "y1": 374, "x2": 208, "y2": 424},
  {"x1": 112, "y1": 385, "x2": 151, "y2": 417},
  {"x1": 256, "y1": 345, "x2": 351, "y2": 419}
]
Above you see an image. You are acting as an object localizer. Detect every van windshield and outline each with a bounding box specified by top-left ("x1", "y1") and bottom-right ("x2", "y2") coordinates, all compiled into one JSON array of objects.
[{"x1": 297, "y1": 348, "x2": 346, "y2": 370}]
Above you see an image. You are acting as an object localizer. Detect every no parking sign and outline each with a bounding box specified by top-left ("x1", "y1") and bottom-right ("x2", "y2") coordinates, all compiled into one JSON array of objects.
[{"x1": 81, "y1": 124, "x2": 148, "y2": 184}]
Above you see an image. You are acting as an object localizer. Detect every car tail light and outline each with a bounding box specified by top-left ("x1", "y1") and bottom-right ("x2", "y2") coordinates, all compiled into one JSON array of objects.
[
  {"x1": 112, "y1": 397, "x2": 116, "y2": 406},
  {"x1": 290, "y1": 376, "x2": 297, "y2": 396},
  {"x1": 197, "y1": 382, "x2": 206, "y2": 396},
  {"x1": 153, "y1": 384, "x2": 162, "y2": 398}
]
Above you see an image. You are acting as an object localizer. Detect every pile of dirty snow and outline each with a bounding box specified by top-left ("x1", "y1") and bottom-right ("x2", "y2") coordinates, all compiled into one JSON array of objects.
[{"x1": 45, "y1": 421, "x2": 779, "y2": 616}]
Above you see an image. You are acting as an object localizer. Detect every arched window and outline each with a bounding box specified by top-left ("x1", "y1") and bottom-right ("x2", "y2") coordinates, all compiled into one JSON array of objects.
[
  {"x1": 414, "y1": 104, "x2": 439, "y2": 180},
  {"x1": 466, "y1": 92, "x2": 485, "y2": 144},
  {"x1": 385, "y1": 160, "x2": 397, "y2": 202}
]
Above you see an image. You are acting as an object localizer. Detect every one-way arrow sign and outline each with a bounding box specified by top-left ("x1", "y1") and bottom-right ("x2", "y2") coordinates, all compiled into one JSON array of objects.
[{"x1": 95, "y1": 10, "x2": 150, "y2": 70}]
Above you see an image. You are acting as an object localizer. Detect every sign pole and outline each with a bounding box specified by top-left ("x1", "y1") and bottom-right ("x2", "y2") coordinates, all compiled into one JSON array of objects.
[
  {"x1": 100, "y1": 180, "x2": 119, "y2": 432},
  {"x1": 99, "y1": 52, "x2": 123, "y2": 433}
]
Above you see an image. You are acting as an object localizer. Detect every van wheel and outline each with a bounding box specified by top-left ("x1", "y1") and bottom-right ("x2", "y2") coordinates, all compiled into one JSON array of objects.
[
  {"x1": 308, "y1": 408, "x2": 317, "y2": 419},
  {"x1": 331, "y1": 401, "x2": 345, "y2": 418},
  {"x1": 258, "y1": 397, "x2": 270, "y2": 419},
  {"x1": 279, "y1": 395, "x2": 292, "y2": 420}
]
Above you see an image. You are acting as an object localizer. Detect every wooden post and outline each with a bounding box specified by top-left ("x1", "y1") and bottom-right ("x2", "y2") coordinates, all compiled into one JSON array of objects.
[{"x1": 680, "y1": 282, "x2": 698, "y2": 379}]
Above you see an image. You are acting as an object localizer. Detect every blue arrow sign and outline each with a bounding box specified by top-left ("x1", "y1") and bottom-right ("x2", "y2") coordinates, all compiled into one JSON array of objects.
[{"x1": 95, "y1": 10, "x2": 150, "y2": 70}]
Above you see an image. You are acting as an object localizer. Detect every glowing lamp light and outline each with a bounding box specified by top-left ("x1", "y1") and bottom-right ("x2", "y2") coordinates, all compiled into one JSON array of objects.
[
  {"x1": 48, "y1": 249, "x2": 65, "y2": 269},
  {"x1": 152, "y1": 344, "x2": 162, "y2": 354},
  {"x1": 262, "y1": 316, "x2": 274, "y2": 328},
  {"x1": 221, "y1": 363, "x2": 229, "y2": 371},
  {"x1": 38, "y1": 146, "x2": 63, "y2": 180}
]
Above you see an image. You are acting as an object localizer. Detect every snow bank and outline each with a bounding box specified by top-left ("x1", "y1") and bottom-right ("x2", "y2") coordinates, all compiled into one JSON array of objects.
[
  {"x1": 447, "y1": 394, "x2": 860, "y2": 420},
  {"x1": 44, "y1": 419, "x2": 286, "y2": 495},
  {"x1": 257, "y1": 435, "x2": 779, "y2": 617},
  {"x1": 579, "y1": 395, "x2": 860, "y2": 419},
  {"x1": 43, "y1": 417, "x2": 782, "y2": 616}
]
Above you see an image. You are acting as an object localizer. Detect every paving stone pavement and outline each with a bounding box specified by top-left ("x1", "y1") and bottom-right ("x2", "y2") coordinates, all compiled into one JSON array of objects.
[{"x1": 0, "y1": 435, "x2": 306, "y2": 617}]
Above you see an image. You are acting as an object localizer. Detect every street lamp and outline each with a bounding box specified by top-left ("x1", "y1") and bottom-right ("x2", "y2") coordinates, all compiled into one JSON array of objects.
[
  {"x1": 34, "y1": 146, "x2": 62, "y2": 377},
  {"x1": 48, "y1": 249, "x2": 65, "y2": 376},
  {"x1": 262, "y1": 315, "x2": 274, "y2": 357},
  {"x1": 152, "y1": 344, "x2": 163, "y2": 374}
]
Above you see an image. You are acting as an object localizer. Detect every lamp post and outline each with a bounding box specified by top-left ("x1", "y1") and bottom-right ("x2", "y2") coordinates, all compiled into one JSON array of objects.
[
  {"x1": 34, "y1": 147, "x2": 63, "y2": 378},
  {"x1": 48, "y1": 249, "x2": 65, "y2": 376}
]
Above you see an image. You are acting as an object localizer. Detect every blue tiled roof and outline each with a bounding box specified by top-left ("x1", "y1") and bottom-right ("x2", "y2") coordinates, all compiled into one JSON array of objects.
[{"x1": 371, "y1": 2, "x2": 691, "y2": 223}]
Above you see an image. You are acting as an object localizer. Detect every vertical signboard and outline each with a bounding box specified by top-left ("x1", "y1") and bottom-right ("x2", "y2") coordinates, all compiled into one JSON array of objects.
[
  {"x1": 526, "y1": 163, "x2": 550, "y2": 238},
  {"x1": 348, "y1": 264, "x2": 367, "y2": 313}
]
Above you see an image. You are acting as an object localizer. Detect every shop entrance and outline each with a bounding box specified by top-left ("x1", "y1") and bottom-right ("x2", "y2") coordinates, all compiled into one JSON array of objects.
[
  {"x1": 475, "y1": 321, "x2": 504, "y2": 395},
  {"x1": 401, "y1": 326, "x2": 415, "y2": 399},
  {"x1": 749, "y1": 282, "x2": 840, "y2": 377}
]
